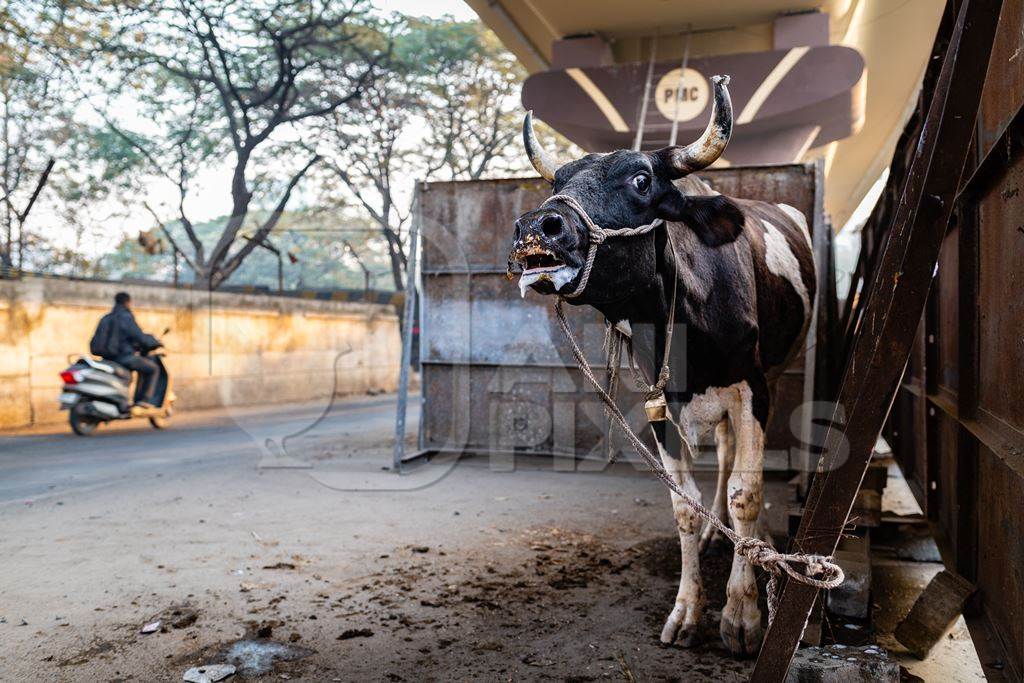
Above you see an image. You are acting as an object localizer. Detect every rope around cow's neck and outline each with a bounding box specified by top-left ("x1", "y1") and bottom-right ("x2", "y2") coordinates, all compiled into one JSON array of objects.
[{"x1": 543, "y1": 193, "x2": 844, "y2": 624}]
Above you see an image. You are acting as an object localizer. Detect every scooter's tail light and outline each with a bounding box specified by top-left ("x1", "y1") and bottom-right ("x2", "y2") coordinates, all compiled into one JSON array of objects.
[{"x1": 60, "y1": 370, "x2": 83, "y2": 384}]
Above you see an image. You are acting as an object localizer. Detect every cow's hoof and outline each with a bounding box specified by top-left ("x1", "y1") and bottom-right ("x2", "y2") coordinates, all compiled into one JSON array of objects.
[
  {"x1": 660, "y1": 602, "x2": 703, "y2": 647},
  {"x1": 699, "y1": 525, "x2": 728, "y2": 554},
  {"x1": 719, "y1": 602, "x2": 763, "y2": 657}
]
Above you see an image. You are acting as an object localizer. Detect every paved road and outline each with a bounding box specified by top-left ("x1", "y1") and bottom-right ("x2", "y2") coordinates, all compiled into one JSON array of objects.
[{"x1": 0, "y1": 395, "x2": 416, "y2": 505}]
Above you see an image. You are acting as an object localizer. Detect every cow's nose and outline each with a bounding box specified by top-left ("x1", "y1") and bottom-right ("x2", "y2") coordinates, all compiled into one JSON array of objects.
[
  {"x1": 515, "y1": 209, "x2": 566, "y2": 245},
  {"x1": 521, "y1": 211, "x2": 564, "y2": 240},
  {"x1": 539, "y1": 213, "x2": 564, "y2": 237}
]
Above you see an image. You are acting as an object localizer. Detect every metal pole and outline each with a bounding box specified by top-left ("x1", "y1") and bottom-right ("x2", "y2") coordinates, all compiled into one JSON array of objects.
[
  {"x1": 668, "y1": 27, "x2": 692, "y2": 147},
  {"x1": 632, "y1": 34, "x2": 659, "y2": 151},
  {"x1": 16, "y1": 158, "x2": 54, "y2": 272},
  {"x1": 393, "y1": 185, "x2": 422, "y2": 471}
]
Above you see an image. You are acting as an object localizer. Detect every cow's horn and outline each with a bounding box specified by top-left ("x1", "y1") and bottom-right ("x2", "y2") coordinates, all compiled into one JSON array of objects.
[
  {"x1": 523, "y1": 111, "x2": 559, "y2": 182},
  {"x1": 666, "y1": 74, "x2": 733, "y2": 175}
]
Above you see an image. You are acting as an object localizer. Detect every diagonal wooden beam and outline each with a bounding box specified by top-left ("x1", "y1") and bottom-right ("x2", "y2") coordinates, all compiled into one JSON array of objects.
[{"x1": 750, "y1": 0, "x2": 1004, "y2": 679}]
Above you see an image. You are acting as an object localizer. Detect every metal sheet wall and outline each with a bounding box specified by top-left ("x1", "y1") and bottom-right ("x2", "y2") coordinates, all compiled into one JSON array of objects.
[
  {"x1": 417, "y1": 165, "x2": 823, "y2": 463},
  {"x1": 887, "y1": 2, "x2": 1024, "y2": 676}
]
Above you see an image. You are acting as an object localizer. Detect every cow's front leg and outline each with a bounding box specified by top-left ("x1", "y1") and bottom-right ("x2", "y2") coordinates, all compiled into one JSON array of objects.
[
  {"x1": 720, "y1": 383, "x2": 765, "y2": 656},
  {"x1": 700, "y1": 418, "x2": 734, "y2": 553},
  {"x1": 656, "y1": 436, "x2": 705, "y2": 647}
]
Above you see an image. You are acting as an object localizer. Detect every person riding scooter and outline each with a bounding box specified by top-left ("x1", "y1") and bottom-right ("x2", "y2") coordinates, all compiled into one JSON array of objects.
[{"x1": 90, "y1": 292, "x2": 162, "y2": 408}]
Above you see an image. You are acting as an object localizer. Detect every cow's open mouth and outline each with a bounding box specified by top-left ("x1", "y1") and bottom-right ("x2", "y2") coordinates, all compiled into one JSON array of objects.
[
  {"x1": 513, "y1": 247, "x2": 579, "y2": 298},
  {"x1": 521, "y1": 251, "x2": 564, "y2": 272}
]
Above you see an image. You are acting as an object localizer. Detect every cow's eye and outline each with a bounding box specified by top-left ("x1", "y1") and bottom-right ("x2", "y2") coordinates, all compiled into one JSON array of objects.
[{"x1": 632, "y1": 173, "x2": 651, "y2": 195}]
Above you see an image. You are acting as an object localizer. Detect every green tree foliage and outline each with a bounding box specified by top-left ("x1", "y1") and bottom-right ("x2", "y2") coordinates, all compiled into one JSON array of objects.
[{"x1": 405, "y1": 18, "x2": 527, "y2": 180}]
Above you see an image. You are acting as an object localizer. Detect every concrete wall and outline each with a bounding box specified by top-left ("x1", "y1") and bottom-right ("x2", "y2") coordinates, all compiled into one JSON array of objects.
[{"x1": 0, "y1": 277, "x2": 401, "y2": 429}]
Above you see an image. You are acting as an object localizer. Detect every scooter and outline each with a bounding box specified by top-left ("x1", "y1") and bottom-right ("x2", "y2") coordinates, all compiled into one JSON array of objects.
[{"x1": 58, "y1": 328, "x2": 176, "y2": 436}]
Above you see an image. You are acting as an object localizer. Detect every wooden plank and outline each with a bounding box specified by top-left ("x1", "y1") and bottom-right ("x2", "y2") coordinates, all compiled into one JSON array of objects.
[
  {"x1": 749, "y1": 2, "x2": 1004, "y2": 679},
  {"x1": 901, "y1": 381, "x2": 1024, "y2": 481},
  {"x1": 957, "y1": 203, "x2": 980, "y2": 423},
  {"x1": 956, "y1": 200, "x2": 980, "y2": 580},
  {"x1": 894, "y1": 569, "x2": 976, "y2": 659}
]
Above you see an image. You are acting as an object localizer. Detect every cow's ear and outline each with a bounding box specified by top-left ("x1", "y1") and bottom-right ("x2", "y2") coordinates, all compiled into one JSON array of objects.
[{"x1": 656, "y1": 190, "x2": 744, "y2": 247}]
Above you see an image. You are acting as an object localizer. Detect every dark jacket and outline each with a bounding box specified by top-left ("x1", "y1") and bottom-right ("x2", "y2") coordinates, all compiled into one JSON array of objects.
[{"x1": 101, "y1": 304, "x2": 160, "y2": 359}]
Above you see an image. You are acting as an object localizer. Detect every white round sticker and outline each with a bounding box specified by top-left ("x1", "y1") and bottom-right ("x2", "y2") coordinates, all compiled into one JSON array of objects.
[{"x1": 654, "y1": 68, "x2": 708, "y2": 122}]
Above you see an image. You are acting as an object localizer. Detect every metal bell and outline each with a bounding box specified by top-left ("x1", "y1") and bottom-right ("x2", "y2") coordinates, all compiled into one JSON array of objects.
[{"x1": 644, "y1": 392, "x2": 667, "y2": 422}]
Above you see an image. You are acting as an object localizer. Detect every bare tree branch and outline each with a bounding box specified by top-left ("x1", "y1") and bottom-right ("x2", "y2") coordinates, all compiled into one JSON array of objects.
[
  {"x1": 213, "y1": 153, "x2": 321, "y2": 287},
  {"x1": 79, "y1": 0, "x2": 382, "y2": 288},
  {"x1": 143, "y1": 201, "x2": 199, "y2": 272}
]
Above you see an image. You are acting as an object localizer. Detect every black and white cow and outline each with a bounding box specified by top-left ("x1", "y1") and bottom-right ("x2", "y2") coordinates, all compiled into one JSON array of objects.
[{"x1": 508, "y1": 76, "x2": 815, "y2": 656}]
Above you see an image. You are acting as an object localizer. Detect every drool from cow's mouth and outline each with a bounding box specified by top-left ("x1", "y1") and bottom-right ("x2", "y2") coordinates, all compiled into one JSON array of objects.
[{"x1": 513, "y1": 246, "x2": 579, "y2": 298}]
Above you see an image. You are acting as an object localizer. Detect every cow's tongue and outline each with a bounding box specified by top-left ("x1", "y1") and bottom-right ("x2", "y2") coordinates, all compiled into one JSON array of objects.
[{"x1": 518, "y1": 265, "x2": 580, "y2": 298}]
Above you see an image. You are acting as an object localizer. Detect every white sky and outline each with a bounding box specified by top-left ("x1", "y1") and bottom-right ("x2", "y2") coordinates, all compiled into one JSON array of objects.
[{"x1": 375, "y1": 0, "x2": 477, "y2": 20}]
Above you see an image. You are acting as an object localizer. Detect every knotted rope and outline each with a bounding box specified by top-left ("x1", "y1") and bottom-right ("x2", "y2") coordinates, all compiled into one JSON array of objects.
[{"x1": 544, "y1": 193, "x2": 844, "y2": 623}]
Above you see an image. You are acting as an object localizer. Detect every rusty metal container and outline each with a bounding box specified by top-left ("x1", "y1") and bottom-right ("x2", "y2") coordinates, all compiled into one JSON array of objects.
[{"x1": 416, "y1": 164, "x2": 824, "y2": 467}]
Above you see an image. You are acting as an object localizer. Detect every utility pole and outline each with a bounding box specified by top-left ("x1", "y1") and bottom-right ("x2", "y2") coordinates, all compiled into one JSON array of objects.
[{"x1": 11, "y1": 158, "x2": 55, "y2": 273}]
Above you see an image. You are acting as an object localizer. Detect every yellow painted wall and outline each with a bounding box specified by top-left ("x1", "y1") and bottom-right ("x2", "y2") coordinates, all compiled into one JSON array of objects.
[{"x1": 0, "y1": 277, "x2": 401, "y2": 429}]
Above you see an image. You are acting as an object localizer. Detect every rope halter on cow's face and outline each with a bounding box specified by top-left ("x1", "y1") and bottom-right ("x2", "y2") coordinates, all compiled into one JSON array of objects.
[{"x1": 518, "y1": 74, "x2": 844, "y2": 618}]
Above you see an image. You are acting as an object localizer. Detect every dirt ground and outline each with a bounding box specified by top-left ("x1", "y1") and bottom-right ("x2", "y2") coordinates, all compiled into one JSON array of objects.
[
  {"x1": 0, "y1": 418, "x2": 799, "y2": 683},
  {"x1": 2, "y1": 404, "x2": 987, "y2": 683}
]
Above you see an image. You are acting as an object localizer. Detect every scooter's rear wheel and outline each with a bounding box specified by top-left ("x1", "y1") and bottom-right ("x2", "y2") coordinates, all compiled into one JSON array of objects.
[{"x1": 70, "y1": 403, "x2": 100, "y2": 436}]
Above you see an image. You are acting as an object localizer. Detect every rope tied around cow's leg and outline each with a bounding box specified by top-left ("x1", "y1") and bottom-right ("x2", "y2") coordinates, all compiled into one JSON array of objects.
[
  {"x1": 731, "y1": 537, "x2": 845, "y2": 623},
  {"x1": 553, "y1": 298, "x2": 844, "y2": 624}
]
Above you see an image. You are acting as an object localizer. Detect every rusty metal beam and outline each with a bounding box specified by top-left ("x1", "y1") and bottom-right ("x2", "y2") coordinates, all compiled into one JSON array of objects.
[
  {"x1": 956, "y1": 100, "x2": 1024, "y2": 202},
  {"x1": 750, "y1": 0, "x2": 1003, "y2": 679}
]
